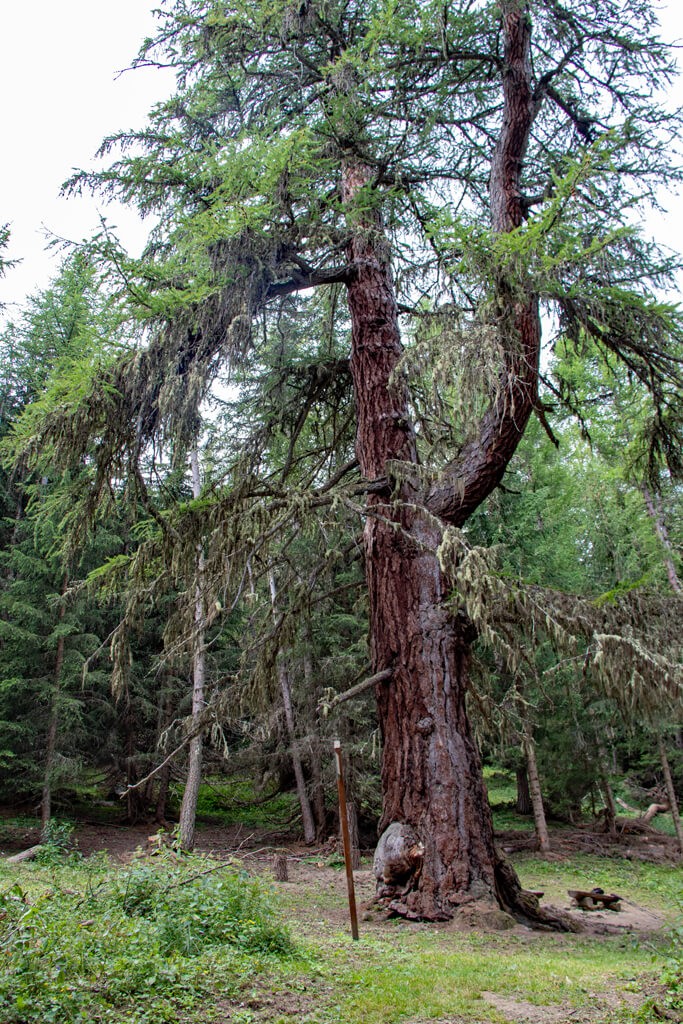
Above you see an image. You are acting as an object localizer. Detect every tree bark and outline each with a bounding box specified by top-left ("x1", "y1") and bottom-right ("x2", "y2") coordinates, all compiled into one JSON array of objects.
[
  {"x1": 302, "y1": 629, "x2": 328, "y2": 840},
  {"x1": 41, "y1": 574, "x2": 68, "y2": 829},
  {"x1": 515, "y1": 766, "x2": 532, "y2": 815},
  {"x1": 596, "y1": 742, "x2": 618, "y2": 837},
  {"x1": 657, "y1": 732, "x2": 683, "y2": 858},
  {"x1": 523, "y1": 723, "x2": 550, "y2": 853},
  {"x1": 346, "y1": 800, "x2": 361, "y2": 870},
  {"x1": 339, "y1": 4, "x2": 565, "y2": 924},
  {"x1": 269, "y1": 574, "x2": 317, "y2": 845},
  {"x1": 425, "y1": 0, "x2": 541, "y2": 527},
  {"x1": 179, "y1": 446, "x2": 207, "y2": 851},
  {"x1": 642, "y1": 486, "x2": 682, "y2": 595},
  {"x1": 342, "y1": 159, "x2": 503, "y2": 918}
]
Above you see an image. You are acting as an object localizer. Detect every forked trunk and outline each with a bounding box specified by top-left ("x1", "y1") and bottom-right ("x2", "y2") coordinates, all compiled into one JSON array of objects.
[
  {"x1": 342, "y1": 162, "x2": 509, "y2": 920},
  {"x1": 340, "y1": 4, "x2": 572, "y2": 927}
]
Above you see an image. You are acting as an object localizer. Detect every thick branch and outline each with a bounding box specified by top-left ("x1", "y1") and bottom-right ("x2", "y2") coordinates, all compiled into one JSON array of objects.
[
  {"x1": 266, "y1": 263, "x2": 353, "y2": 299},
  {"x1": 426, "y1": 1, "x2": 541, "y2": 526}
]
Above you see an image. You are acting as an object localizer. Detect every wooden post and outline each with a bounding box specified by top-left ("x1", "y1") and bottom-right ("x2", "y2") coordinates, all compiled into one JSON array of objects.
[{"x1": 334, "y1": 740, "x2": 359, "y2": 940}]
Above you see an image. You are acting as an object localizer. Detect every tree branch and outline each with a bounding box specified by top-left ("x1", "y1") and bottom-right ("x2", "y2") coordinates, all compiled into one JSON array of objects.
[
  {"x1": 320, "y1": 668, "x2": 392, "y2": 712},
  {"x1": 266, "y1": 264, "x2": 353, "y2": 299}
]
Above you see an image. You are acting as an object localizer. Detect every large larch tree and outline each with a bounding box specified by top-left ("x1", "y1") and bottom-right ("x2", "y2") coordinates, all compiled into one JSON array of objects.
[{"x1": 15, "y1": 0, "x2": 683, "y2": 919}]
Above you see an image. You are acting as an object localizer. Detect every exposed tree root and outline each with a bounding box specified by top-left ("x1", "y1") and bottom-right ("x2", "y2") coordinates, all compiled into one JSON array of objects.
[{"x1": 494, "y1": 851, "x2": 581, "y2": 932}]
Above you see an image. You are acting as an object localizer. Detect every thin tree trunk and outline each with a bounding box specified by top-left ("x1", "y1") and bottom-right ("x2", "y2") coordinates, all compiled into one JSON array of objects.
[
  {"x1": 154, "y1": 681, "x2": 175, "y2": 824},
  {"x1": 515, "y1": 766, "x2": 532, "y2": 815},
  {"x1": 346, "y1": 800, "x2": 361, "y2": 870},
  {"x1": 657, "y1": 732, "x2": 683, "y2": 858},
  {"x1": 269, "y1": 574, "x2": 316, "y2": 845},
  {"x1": 642, "y1": 486, "x2": 682, "y2": 594},
  {"x1": 155, "y1": 762, "x2": 171, "y2": 825},
  {"x1": 178, "y1": 446, "x2": 207, "y2": 851},
  {"x1": 302, "y1": 630, "x2": 327, "y2": 839},
  {"x1": 596, "y1": 743, "x2": 618, "y2": 837},
  {"x1": 522, "y1": 723, "x2": 550, "y2": 853},
  {"x1": 124, "y1": 700, "x2": 142, "y2": 824},
  {"x1": 41, "y1": 573, "x2": 68, "y2": 829}
]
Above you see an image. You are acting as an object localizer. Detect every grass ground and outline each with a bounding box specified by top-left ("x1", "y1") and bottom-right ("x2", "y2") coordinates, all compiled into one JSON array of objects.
[
  {"x1": 0, "y1": 843, "x2": 680, "y2": 1024},
  {"x1": 0, "y1": 767, "x2": 680, "y2": 1024}
]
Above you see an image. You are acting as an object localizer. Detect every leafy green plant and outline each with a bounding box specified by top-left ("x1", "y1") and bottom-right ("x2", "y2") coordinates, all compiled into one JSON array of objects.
[
  {"x1": 660, "y1": 911, "x2": 683, "y2": 1011},
  {"x1": 108, "y1": 853, "x2": 294, "y2": 957},
  {"x1": 0, "y1": 852, "x2": 294, "y2": 1023},
  {"x1": 35, "y1": 818, "x2": 79, "y2": 865}
]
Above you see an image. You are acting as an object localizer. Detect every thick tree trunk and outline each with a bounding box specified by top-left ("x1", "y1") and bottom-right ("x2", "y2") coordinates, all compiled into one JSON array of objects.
[
  {"x1": 342, "y1": 161, "x2": 504, "y2": 919},
  {"x1": 339, "y1": 5, "x2": 568, "y2": 926},
  {"x1": 179, "y1": 447, "x2": 207, "y2": 851}
]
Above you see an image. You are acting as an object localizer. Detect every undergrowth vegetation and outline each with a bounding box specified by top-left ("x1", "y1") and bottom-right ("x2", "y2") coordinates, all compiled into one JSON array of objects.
[
  {"x1": 0, "y1": 843, "x2": 681, "y2": 1023},
  {"x1": 0, "y1": 851, "x2": 294, "y2": 1023}
]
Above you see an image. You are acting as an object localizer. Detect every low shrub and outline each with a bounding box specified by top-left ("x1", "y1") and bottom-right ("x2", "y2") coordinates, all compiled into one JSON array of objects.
[
  {"x1": 660, "y1": 912, "x2": 683, "y2": 1013},
  {"x1": 0, "y1": 851, "x2": 293, "y2": 1023}
]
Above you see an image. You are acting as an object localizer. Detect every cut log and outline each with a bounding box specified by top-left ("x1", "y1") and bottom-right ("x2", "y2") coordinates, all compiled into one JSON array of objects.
[
  {"x1": 568, "y1": 888, "x2": 622, "y2": 911},
  {"x1": 6, "y1": 845, "x2": 43, "y2": 864}
]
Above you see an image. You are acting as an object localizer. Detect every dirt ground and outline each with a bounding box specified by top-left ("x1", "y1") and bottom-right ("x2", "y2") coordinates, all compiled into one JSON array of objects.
[{"x1": 1, "y1": 816, "x2": 675, "y2": 939}]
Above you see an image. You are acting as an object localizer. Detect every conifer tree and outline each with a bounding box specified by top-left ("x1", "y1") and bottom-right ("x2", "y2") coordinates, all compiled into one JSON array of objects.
[{"x1": 13, "y1": 0, "x2": 683, "y2": 919}]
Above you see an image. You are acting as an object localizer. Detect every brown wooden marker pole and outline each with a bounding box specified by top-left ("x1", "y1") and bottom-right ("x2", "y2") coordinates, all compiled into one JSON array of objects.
[{"x1": 334, "y1": 740, "x2": 359, "y2": 940}]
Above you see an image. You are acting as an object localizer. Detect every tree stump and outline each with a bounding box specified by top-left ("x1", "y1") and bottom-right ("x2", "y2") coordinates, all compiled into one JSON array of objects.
[
  {"x1": 272, "y1": 853, "x2": 288, "y2": 881},
  {"x1": 373, "y1": 822, "x2": 424, "y2": 898}
]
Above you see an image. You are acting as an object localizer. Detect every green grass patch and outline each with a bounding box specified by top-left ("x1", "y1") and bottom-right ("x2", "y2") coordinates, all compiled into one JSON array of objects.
[
  {"x1": 1, "y1": 844, "x2": 680, "y2": 1024},
  {"x1": 329, "y1": 931, "x2": 650, "y2": 1024},
  {"x1": 178, "y1": 775, "x2": 297, "y2": 828},
  {"x1": 0, "y1": 851, "x2": 294, "y2": 1023},
  {"x1": 484, "y1": 767, "x2": 534, "y2": 832},
  {"x1": 516, "y1": 852, "x2": 683, "y2": 911}
]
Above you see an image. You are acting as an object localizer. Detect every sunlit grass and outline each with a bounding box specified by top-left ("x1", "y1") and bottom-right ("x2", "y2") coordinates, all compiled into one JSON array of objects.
[{"x1": 318, "y1": 930, "x2": 651, "y2": 1024}]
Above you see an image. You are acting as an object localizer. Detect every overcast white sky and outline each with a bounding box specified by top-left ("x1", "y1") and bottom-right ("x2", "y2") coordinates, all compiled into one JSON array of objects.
[{"x1": 1, "y1": 2, "x2": 682, "y2": 320}]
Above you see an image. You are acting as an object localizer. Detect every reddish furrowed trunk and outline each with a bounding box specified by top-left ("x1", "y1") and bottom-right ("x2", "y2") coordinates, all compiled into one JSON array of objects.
[
  {"x1": 368, "y1": 513, "x2": 499, "y2": 917},
  {"x1": 339, "y1": 5, "x2": 571, "y2": 927},
  {"x1": 342, "y1": 161, "x2": 499, "y2": 918}
]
